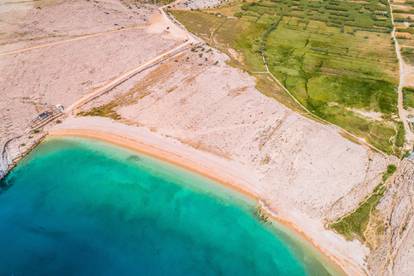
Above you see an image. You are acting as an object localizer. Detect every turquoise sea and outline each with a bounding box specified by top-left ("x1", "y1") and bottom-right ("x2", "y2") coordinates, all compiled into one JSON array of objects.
[{"x1": 0, "y1": 137, "x2": 338, "y2": 275}]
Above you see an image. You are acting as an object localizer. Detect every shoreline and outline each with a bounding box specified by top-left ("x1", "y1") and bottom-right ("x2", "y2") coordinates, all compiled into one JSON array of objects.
[{"x1": 48, "y1": 125, "x2": 364, "y2": 276}]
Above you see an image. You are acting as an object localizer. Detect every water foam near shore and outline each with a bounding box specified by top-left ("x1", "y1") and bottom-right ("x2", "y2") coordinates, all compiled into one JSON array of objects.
[{"x1": 0, "y1": 137, "x2": 336, "y2": 275}]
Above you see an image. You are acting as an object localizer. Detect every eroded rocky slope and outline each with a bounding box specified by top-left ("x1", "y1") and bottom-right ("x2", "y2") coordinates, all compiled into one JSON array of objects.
[{"x1": 368, "y1": 159, "x2": 414, "y2": 275}]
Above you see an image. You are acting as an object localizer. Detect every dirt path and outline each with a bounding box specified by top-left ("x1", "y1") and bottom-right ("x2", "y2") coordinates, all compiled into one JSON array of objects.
[
  {"x1": 66, "y1": 40, "x2": 195, "y2": 113},
  {"x1": 388, "y1": 0, "x2": 414, "y2": 151},
  {"x1": 66, "y1": 2, "x2": 200, "y2": 114},
  {"x1": 0, "y1": 25, "x2": 146, "y2": 57},
  {"x1": 159, "y1": 0, "x2": 200, "y2": 42}
]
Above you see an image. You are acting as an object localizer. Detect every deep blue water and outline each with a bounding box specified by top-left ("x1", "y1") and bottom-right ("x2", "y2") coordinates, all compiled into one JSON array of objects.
[{"x1": 0, "y1": 137, "x2": 336, "y2": 275}]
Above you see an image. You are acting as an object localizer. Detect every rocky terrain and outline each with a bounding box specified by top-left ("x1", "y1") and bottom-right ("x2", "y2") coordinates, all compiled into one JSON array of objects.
[
  {"x1": 0, "y1": 0, "x2": 184, "y2": 175},
  {"x1": 174, "y1": 0, "x2": 228, "y2": 9},
  {"x1": 367, "y1": 159, "x2": 414, "y2": 275}
]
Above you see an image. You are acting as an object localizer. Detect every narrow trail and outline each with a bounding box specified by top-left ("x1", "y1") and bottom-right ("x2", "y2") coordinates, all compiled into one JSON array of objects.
[
  {"x1": 388, "y1": 0, "x2": 414, "y2": 151},
  {"x1": 67, "y1": 1, "x2": 200, "y2": 114},
  {"x1": 67, "y1": 40, "x2": 195, "y2": 114},
  {"x1": 1, "y1": 0, "x2": 199, "y2": 177},
  {"x1": 0, "y1": 25, "x2": 146, "y2": 57}
]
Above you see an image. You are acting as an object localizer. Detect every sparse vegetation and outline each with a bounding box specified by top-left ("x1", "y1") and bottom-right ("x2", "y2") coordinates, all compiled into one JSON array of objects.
[
  {"x1": 330, "y1": 164, "x2": 397, "y2": 242},
  {"x1": 77, "y1": 69, "x2": 154, "y2": 120},
  {"x1": 401, "y1": 47, "x2": 414, "y2": 65},
  {"x1": 172, "y1": 0, "x2": 402, "y2": 154},
  {"x1": 78, "y1": 102, "x2": 121, "y2": 120}
]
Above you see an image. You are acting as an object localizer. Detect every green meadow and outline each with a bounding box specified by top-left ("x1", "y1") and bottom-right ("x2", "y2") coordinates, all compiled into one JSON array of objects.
[{"x1": 172, "y1": 0, "x2": 403, "y2": 154}]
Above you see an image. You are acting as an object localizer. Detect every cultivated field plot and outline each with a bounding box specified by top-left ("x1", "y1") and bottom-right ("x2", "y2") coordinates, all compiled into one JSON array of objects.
[
  {"x1": 172, "y1": 0, "x2": 404, "y2": 154},
  {"x1": 392, "y1": 0, "x2": 414, "y2": 50}
]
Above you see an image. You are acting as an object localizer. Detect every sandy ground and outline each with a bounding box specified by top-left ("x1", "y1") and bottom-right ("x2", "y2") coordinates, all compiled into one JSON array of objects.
[{"x1": 403, "y1": 62, "x2": 414, "y2": 86}]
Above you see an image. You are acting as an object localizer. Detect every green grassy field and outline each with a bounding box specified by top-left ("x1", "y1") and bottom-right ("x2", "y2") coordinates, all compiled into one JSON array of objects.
[
  {"x1": 403, "y1": 87, "x2": 414, "y2": 109},
  {"x1": 401, "y1": 47, "x2": 414, "y2": 65},
  {"x1": 172, "y1": 0, "x2": 403, "y2": 154}
]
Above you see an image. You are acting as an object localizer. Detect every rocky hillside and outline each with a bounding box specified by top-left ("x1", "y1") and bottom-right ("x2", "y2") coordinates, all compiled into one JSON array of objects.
[{"x1": 368, "y1": 159, "x2": 414, "y2": 275}]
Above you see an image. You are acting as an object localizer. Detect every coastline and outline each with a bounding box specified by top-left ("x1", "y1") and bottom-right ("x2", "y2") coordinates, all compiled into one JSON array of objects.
[{"x1": 47, "y1": 118, "x2": 366, "y2": 276}]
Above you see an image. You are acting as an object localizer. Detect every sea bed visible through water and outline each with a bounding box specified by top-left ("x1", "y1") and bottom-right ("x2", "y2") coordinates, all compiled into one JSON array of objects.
[{"x1": 0, "y1": 137, "x2": 339, "y2": 275}]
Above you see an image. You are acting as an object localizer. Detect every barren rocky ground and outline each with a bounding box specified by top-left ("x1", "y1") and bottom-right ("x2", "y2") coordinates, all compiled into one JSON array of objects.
[
  {"x1": 367, "y1": 159, "x2": 414, "y2": 275},
  {"x1": 0, "y1": 0, "x2": 184, "y2": 170}
]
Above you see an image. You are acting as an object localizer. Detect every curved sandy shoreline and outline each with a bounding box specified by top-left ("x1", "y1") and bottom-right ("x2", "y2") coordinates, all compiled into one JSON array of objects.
[{"x1": 47, "y1": 122, "x2": 364, "y2": 276}]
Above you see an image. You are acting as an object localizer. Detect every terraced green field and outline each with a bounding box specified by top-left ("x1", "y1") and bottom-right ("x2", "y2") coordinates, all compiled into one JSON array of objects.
[
  {"x1": 392, "y1": 0, "x2": 414, "y2": 62},
  {"x1": 172, "y1": 0, "x2": 404, "y2": 154}
]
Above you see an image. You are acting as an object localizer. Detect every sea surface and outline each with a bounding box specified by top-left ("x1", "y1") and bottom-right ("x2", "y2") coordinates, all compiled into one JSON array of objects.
[{"x1": 0, "y1": 137, "x2": 337, "y2": 275}]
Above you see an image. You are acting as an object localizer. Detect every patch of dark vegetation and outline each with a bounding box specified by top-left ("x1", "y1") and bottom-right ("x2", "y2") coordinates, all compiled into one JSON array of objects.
[
  {"x1": 126, "y1": 155, "x2": 142, "y2": 163},
  {"x1": 403, "y1": 87, "x2": 414, "y2": 109},
  {"x1": 330, "y1": 164, "x2": 397, "y2": 242},
  {"x1": 401, "y1": 47, "x2": 414, "y2": 65},
  {"x1": 78, "y1": 102, "x2": 121, "y2": 120}
]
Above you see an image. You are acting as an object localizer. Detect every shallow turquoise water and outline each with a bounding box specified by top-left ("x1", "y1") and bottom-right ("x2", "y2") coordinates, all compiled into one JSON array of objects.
[{"x1": 0, "y1": 137, "x2": 335, "y2": 275}]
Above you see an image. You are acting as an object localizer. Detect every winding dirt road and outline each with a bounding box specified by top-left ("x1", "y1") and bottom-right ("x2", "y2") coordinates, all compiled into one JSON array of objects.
[
  {"x1": 389, "y1": 0, "x2": 414, "y2": 151},
  {"x1": 66, "y1": 2, "x2": 199, "y2": 113},
  {"x1": 0, "y1": 25, "x2": 146, "y2": 57},
  {"x1": 66, "y1": 40, "x2": 195, "y2": 114}
]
